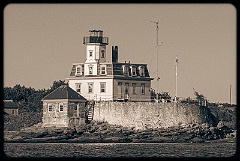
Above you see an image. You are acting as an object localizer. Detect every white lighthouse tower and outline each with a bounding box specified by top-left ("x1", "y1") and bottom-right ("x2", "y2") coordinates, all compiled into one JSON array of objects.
[{"x1": 83, "y1": 30, "x2": 109, "y2": 76}]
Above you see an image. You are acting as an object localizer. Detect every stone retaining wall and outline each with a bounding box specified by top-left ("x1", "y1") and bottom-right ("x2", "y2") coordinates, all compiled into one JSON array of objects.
[{"x1": 93, "y1": 101, "x2": 214, "y2": 130}]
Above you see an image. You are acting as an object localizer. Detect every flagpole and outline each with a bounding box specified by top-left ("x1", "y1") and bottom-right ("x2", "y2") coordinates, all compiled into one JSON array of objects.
[{"x1": 175, "y1": 56, "x2": 178, "y2": 102}]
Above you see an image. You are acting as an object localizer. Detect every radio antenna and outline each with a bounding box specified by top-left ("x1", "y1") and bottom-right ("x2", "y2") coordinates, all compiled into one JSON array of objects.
[{"x1": 151, "y1": 18, "x2": 163, "y2": 94}]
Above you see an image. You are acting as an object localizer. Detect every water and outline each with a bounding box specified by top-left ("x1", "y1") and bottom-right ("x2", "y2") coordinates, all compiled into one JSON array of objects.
[{"x1": 4, "y1": 142, "x2": 236, "y2": 158}]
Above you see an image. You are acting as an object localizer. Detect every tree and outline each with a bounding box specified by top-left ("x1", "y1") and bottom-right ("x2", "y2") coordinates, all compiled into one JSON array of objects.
[{"x1": 46, "y1": 80, "x2": 66, "y2": 95}]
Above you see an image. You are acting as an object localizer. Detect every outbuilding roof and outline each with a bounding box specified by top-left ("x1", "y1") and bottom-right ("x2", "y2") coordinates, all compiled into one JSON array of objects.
[
  {"x1": 4, "y1": 100, "x2": 18, "y2": 109},
  {"x1": 42, "y1": 84, "x2": 87, "y2": 102}
]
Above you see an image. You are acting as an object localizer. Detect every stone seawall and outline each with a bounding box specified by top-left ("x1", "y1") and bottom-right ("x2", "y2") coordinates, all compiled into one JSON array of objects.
[{"x1": 93, "y1": 102, "x2": 215, "y2": 130}]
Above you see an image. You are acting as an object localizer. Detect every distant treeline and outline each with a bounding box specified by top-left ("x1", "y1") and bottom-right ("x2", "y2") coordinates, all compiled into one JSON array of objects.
[{"x1": 4, "y1": 80, "x2": 66, "y2": 112}]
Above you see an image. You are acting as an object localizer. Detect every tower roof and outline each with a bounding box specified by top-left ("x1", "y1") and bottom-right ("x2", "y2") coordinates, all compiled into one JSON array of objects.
[{"x1": 42, "y1": 84, "x2": 87, "y2": 102}]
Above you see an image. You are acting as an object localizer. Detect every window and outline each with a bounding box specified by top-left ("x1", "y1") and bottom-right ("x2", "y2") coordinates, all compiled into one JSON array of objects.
[
  {"x1": 74, "y1": 106, "x2": 77, "y2": 110},
  {"x1": 75, "y1": 66, "x2": 82, "y2": 76},
  {"x1": 75, "y1": 83, "x2": 81, "y2": 93},
  {"x1": 59, "y1": 103, "x2": 63, "y2": 112},
  {"x1": 100, "y1": 65, "x2": 106, "y2": 75},
  {"x1": 139, "y1": 66, "x2": 145, "y2": 76},
  {"x1": 118, "y1": 82, "x2": 123, "y2": 94},
  {"x1": 141, "y1": 83, "x2": 145, "y2": 95},
  {"x1": 101, "y1": 50, "x2": 105, "y2": 58},
  {"x1": 89, "y1": 66, "x2": 93, "y2": 75},
  {"x1": 123, "y1": 65, "x2": 129, "y2": 76},
  {"x1": 132, "y1": 83, "x2": 137, "y2": 94},
  {"x1": 89, "y1": 50, "x2": 93, "y2": 57},
  {"x1": 132, "y1": 67, "x2": 137, "y2": 76},
  {"x1": 12, "y1": 110, "x2": 15, "y2": 115},
  {"x1": 125, "y1": 83, "x2": 129, "y2": 94},
  {"x1": 100, "y1": 82, "x2": 106, "y2": 93},
  {"x1": 48, "y1": 104, "x2": 52, "y2": 112},
  {"x1": 88, "y1": 83, "x2": 94, "y2": 93}
]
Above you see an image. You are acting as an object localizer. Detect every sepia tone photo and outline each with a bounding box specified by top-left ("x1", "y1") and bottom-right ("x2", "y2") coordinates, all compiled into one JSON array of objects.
[{"x1": 3, "y1": 3, "x2": 237, "y2": 158}]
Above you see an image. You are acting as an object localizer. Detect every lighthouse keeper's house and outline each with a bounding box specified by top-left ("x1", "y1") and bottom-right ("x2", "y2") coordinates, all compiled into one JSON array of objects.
[{"x1": 66, "y1": 30, "x2": 154, "y2": 102}]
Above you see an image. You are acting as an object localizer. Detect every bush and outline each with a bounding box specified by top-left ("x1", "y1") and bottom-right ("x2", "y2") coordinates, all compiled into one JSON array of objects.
[{"x1": 4, "y1": 111, "x2": 42, "y2": 131}]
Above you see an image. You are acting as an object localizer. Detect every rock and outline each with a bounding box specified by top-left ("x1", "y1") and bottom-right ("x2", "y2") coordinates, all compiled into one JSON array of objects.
[
  {"x1": 189, "y1": 136, "x2": 205, "y2": 143},
  {"x1": 63, "y1": 127, "x2": 77, "y2": 135},
  {"x1": 102, "y1": 137, "x2": 122, "y2": 142},
  {"x1": 31, "y1": 131, "x2": 48, "y2": 138},
  {"x1": 217, "y1": 121, "x2": 225, "y2": 128},
  {"x1": 75, "y1": 127, "x2": 85, "y2": 135},
  {"x1": 219, "y1": 125, "x2": 233, "y2": 134}
]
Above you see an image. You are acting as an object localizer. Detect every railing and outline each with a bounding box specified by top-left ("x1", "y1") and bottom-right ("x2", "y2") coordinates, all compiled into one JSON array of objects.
[
  {"x1": 86, "y1": 94, "x2": 152, "y2": 102},
  {"x1": 83, "y1": 36, "x2": 109, "y2": 44}
]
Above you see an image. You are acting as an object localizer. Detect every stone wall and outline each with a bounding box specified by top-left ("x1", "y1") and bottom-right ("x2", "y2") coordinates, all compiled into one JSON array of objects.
[
  {"x1": 42, "y1": 101, "x2": 69, "y2": 127},
  {"x1": 93, "y1": 101, "x2": 215, "y2": 130},
  {"x1": 42, "y1": 101, "x2": 86, "y2": 127}
]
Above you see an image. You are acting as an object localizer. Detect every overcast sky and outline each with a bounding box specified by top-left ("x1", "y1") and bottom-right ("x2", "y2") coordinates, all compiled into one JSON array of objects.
[{"x1": 4, "y1": 4, "x2": 236, "y2": 104}]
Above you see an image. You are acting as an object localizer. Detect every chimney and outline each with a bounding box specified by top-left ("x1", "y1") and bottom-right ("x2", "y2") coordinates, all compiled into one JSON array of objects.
[{"x1": 112, "y1": 46, "x2": 118, "y2": 63}]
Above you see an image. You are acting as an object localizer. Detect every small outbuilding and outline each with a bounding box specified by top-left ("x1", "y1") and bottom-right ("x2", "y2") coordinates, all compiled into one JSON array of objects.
[
  {"x1": 41, "y1": 84, "x2": 88, "y2": 127},
  {"x1": 4, "y1": 100, "x2": 19, "y2": 115}
]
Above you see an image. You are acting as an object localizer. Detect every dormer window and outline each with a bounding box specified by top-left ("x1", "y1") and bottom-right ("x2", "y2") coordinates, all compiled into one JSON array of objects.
[
  {"x1": 139, "y1": 66, "x2": 145, "y2": 77},
  {"x1": 75, "y1": 65, "x2": 82, "y2": 76},
  {"x1": 100, "y1": 65, "x2": 106, "y2": 75},
  {"x1": 89, "y1": 50, "x2": 93, "y2": 57},
  {"x1": 123, "y1": 65, "x2": 129, "y2": 76},
  {"x1": 131, "y1": 66, "x2": 137, "y2": 76}
]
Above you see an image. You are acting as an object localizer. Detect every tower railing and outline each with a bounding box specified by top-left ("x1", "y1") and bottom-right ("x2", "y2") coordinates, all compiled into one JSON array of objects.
[{"x1": 83, "y1": 36, "x2": 109, "y2": 44}]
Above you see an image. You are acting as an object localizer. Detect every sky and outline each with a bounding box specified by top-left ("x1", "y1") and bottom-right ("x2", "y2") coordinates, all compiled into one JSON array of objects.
[{"x1": 4, "y1": 3, "x2": 236, "y2": 104}]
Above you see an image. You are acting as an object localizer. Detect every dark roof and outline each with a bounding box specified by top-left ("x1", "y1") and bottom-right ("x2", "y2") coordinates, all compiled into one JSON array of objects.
[
  {"x1": 42, "y1": 85, "x2": 87, "y2": 102},
  {"x1": 69, "y1": 62, "x2": 151, "y2": 78},
  {"x1": 4, "y1": 100, "x2": 18, "y2": 109}
]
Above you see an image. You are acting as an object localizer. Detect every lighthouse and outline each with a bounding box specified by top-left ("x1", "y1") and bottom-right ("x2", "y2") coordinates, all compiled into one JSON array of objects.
[
  {"x1": 66, "y1": 29, "x2": 153, "y2": 101},
  {"x1": 83, "y1": 30, "x2": 109, "y2": 76}
]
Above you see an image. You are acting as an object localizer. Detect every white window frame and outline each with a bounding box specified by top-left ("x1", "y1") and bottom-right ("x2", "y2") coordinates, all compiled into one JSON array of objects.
[
  {"x1": 118, "y1": 82, "x2": 123, "y2": 94},
  {"x1": 101, "y1": 50, "x2": 105, "y2": 58},
  {"x1": 100, "y1": 65, "x2": 106, "y2": 75},
  {"x1": 88, "y1": 82, "x2": 94, "y2": 93},
  {"x1": 89, "y1": 65, "x2": 93, "y2": 75},
  {"x1": 74, "y1": 105, "x2": 77, "y2": 111},
  {"x1": 123, "y1": 65, "x2": 129, "y2": 76},
  {"x1": 125, "y1": 83, "x2": 129, "y2": 94},
  {"x1": 48, "y1": 104, "x2": 53, "y2": 112},
  {"x1": 139, "y1": 66, "x2": 145, "y2": 77},
  {"x1": 75, "y1": 83, "x2": 81, "y2": 93},
  {"x1": 75, "y1": 65, "x2": 82, "y2": 76},
  {"x1": 89, "y1": 50, "x2": 93, "y2": 57},
  {"x1": 131, "y1": 66, "x2": 137, "y2": 76},
  {"x1": 141, "y1": 83, "x2": 145, "y2": 95},
  {"x1": 132, "y1": 83, "x2": 137, "y2": 94},
  {"x1": 59, "y1": 103, "x2": 64, "y2": 112},
  {"x1": 100, "y1": 82, "x2": 106, "y2": 93}
]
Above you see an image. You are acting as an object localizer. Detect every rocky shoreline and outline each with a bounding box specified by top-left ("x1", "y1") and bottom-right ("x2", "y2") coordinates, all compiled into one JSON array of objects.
[{"x1": 4, "y1": 121, "x2": 237, "y2": 143}]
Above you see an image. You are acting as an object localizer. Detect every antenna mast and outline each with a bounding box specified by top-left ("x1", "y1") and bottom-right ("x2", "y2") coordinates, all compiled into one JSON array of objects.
[
  {"x1": 151, "y1": 18, "x2": 163, "y2": 93},
  {"x1": 175, "y1": 56, "x2": 179, "y2": 102},
  {"x1": 230, "y1": 84, "x2": 232, "y2": 105}
]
